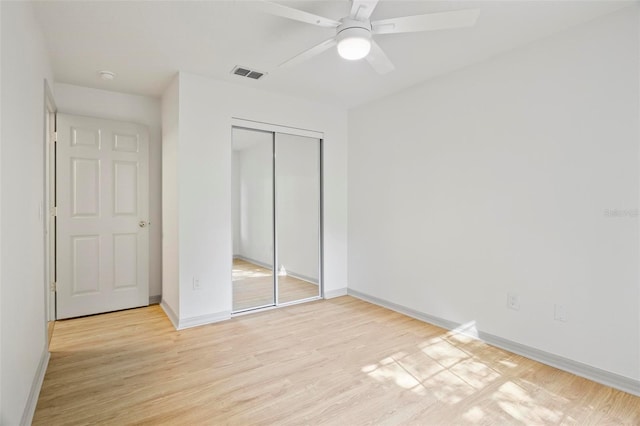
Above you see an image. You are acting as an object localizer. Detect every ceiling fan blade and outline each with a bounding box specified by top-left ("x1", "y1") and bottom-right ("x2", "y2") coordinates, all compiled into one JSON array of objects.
[
  {"x1": 279, "y1": 37, "x2": 337, "y2": 69},
  {"x1": 366, "y1": 40, "x2": 395, "y2": 75},
  {"x1": 254, "y1": 1, "x2": 341, "y2": 28},
  {"x1": 349, "y1": 0, "x2": 379, "y2": 21},
  {"x1": 372, "y1": 9, "x2": 480, "y2": 35}
]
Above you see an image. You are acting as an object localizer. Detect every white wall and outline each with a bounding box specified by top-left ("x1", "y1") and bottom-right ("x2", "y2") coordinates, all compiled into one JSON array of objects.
[
  {"x1": 53, "y1": 83, "x2": 163, "y2": 299},
  {"x1": 161, "y1": 76, "x2": 180, "y2": 320},
  {"x1": 349, "y1": 6, "x2": 639, "y2": 382},
  {"x1": 0, "y1": 1, "x2": 53, "y2": 423},
  {"x1": 163, "y1": 72, "x2": 348, "y2": 324}
]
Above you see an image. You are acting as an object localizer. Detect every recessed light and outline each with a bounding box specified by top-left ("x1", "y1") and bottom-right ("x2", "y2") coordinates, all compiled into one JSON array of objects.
[{"x1": 99, "y1": 70, "x2": 115, "y2": 81}]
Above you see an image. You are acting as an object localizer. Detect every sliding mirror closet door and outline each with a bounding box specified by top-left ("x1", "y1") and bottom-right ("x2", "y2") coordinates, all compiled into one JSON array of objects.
[
  {"x1": 275, "y1": 133, "x2": 321, "y2": 304},
  {"x1": 231, "y1": 128, "x2": 275, "y2": 311}
]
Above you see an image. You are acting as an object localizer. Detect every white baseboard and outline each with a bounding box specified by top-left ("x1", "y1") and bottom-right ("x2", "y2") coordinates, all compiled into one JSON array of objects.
[
  {"x1": 149, "y1": 295, "x2": 161, "y2": 305},
  {"x1": 160, "y1": 300, "x2": 179, "y2": 329},
  {"x1": 178, "y1": 311, "x2": 231, "y2": 330},
  {"x1": 20, "y1": 348, "x2": 50, "y2": 426},
  {"x1": 324, "y1": 287, "x2": 348, "y2": 299},
  {"x1": 347, "y1": 288, "x2": 640, "y2": 397},
  {"x1": 160, "y1": 300, "x2": 230, "y2": 330}
]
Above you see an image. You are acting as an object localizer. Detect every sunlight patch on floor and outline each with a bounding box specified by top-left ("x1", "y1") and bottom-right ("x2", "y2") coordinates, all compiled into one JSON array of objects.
[
  {"x1": 493, "y1": 381, "x2": 566, "y2": 423},
  {"x1": 364, "y1": 354, "x2": 426, "y2": 394},
  {"x1": 462, "y1": 406, "x2": 486, "y2": 422},
  {"x1": 420, "y1": 339, "x2": 470, "y2": 368},
  {"x1": 450, "y1": 358, "x2": 501, "y2": 389},
  {"x1": 360, "y1": 320, "x2": 574, "y2": 421}
]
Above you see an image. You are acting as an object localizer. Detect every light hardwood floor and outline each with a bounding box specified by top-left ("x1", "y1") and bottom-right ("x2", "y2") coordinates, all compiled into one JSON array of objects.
[
  {"x1": 233, "y1": 258, "x2": 319, "y2": 311},
  {"x1": 34, "y1": 297, "x2": 639, "y2": 425}
]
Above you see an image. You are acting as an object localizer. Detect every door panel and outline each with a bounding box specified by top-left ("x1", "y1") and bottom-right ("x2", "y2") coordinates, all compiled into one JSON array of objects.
[
  {"x1": 113, "y1": 233, "x2": 138, "y2": 289},
  {"x1": 275, "y1": 133, "x2": 321, "y2": 304},
  {"x1": 113, "y1": 132, "x2": 139, "y2": 152},
  {"x1": 57, "y1": 113, "x2": 149, "y2": 319},
  {"x1": 114, "y1": 161, "x2": 138, "y2": 215},
  {"x1": 231, "y1": 128, "x2": 275, "y2": 312},
  {"x1": 72, "y1": 158, "x2": 100, "y2": 217},
  {"x1": 71, "y1": 126, "x2": 100, "y2": 148},
  {"x1": 71, "y1": 235, "x2": 100, "y2": 295}
]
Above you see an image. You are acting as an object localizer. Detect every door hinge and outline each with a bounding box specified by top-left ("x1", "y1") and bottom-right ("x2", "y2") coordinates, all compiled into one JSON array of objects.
[
  {"x1": 53, "y1": 131, "x2": 58, "y2": 143},
  {"x1": 50, "y1": 206, "x2": 57, "y2": 217},
  {"x1": 50, "y1": 282, "x2": 57, "y2": 292}
]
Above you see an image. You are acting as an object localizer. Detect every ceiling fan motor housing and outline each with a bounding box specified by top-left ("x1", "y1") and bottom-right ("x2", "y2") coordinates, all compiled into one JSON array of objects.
[{"x1": 337, "y1": 18, "x2": 372, "y2": 39}]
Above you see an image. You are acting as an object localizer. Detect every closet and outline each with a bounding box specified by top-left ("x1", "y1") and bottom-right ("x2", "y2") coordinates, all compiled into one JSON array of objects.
[{"x1": 231, "y1": 125, "x2": 322, "y2": 313}]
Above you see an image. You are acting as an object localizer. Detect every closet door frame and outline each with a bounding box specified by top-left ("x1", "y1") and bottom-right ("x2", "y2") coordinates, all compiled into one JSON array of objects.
[{"x1": 231, "y1": 118, "x2": 324, "y2": 315}]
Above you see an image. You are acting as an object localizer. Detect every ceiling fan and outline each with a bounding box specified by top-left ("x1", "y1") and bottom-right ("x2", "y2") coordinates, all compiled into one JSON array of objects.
[{"x1": 254, "y1": 0, "x2": 480, "y2": 74}]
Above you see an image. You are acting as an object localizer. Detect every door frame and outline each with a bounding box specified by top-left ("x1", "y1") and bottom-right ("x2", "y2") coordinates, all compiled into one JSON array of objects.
[
  {"x1": 44, "y1": 81, "x2": 57, "y2": 332},
  {"x1": 230, "y1": 118, "x2": 325, "y2": 315}
]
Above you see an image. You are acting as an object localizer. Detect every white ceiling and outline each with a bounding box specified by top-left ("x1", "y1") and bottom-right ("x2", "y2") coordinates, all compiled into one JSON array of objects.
[{"x1": 33, "y1": 0, "x2": 631, "y2": 108}]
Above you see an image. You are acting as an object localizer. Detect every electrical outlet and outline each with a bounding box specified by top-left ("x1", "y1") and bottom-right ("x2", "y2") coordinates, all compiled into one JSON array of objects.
[
  {"x1": 507, "y1": 293, "x2": 520, "y2": 311},
  {"x1": 193, "y1": 277, "x2": 201, "y2": 291},
  {"x1": 554, "y1": 304, "x2": 568, "y2": 322}
]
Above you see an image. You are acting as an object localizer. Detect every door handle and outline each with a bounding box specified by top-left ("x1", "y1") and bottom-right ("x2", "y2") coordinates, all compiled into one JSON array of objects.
[{"x1": 139, "y1": 221, "x2": 150, "y2": 228}]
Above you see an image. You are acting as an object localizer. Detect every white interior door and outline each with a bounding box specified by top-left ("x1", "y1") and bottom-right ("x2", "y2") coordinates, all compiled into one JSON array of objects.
[{"x1": 56, "y1": 113, "x2": 149, "y2": 319}]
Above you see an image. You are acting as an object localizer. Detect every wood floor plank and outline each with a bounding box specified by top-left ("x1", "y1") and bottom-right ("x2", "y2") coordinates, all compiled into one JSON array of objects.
[{"x1": 33, "y1": 296, "x2": 639, "y2": 425}]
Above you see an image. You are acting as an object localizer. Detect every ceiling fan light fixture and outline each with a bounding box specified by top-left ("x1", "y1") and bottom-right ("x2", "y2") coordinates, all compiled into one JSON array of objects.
[{"x1": 336, "y1": 27, "x2": 371, "y2": 60}]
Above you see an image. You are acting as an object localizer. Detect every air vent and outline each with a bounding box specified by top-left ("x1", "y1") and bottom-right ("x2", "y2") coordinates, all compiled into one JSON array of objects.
[
  {"x1": 231, "y1": 66, "x2": 265, "y2": 80},
  {"x1": 246, "y1": 71, "x2": 264, "y2": 79}
]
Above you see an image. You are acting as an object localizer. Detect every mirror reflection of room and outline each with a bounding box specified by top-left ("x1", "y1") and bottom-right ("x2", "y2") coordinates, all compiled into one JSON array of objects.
[
  {"x1": 231, "y1": 127, "x2": 321, "y2": 313},
  {"x1": 232, "y1": 128, "x2": 275, "y2": 311},
  {"x1": 275, "y1": 133, "x2": 320, "y2": 305}
]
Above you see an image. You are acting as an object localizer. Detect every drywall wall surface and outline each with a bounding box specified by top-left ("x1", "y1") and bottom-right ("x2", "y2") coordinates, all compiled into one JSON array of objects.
[
  {"x1": 53, "y1": 83, "x2": 163, "y2": 298},
  {"x1": 0, "y1": 1, "x2": 53, "y2": 423},
  {"x1": 161, "y1": 76, "x2": 180, "y2": 317},
  {"x1": 348, "y1": 6, "x2": 639, "y2": 380},
  {"x1": 173, "y1": 72, "x2": 348, "y2": 320}
]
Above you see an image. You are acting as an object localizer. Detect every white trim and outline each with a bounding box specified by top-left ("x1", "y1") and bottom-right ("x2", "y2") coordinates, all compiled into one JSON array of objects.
[
  {"x1": 161, "y1": 299, "x2": 231, "y2": 330},
  {"x1": 231, "y1": 117, "x2": 323, "y2": 139},
  {"x1": 324, "y1": 287, "x2": 348, "y2": 299},
  {"x1": 160, "y1": 300, "x2": 179, "y2": 329},
  {"x1": 348, "y1": 289, "x2": 458, "y2": 330},
  {"x1": 20, "y1": 349, "x2": 50, "y2": 426},
  {"x1": 177, "y1": 311, "x2": 231, "y2": 330},
  {"x1": 148, "y1": 295, "x2": 161, "y2": 305},
  {"x1": 347, "y1": 289, "x2": 640, "y2": 397},
  {"x1": 477, "y1": 331, "x2": 640, "y2": 396},
  {"x1": 44, "y1": 80, "x2": 56, "y2": 325}
]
